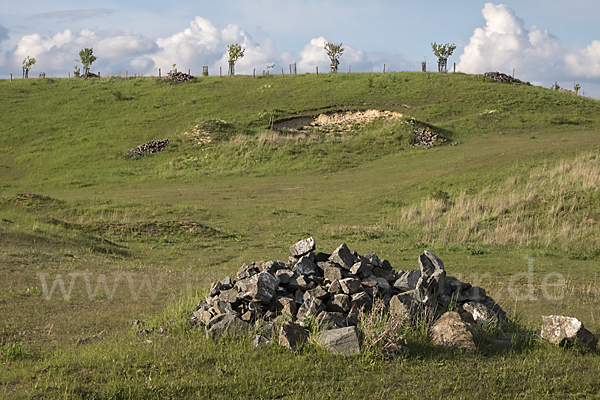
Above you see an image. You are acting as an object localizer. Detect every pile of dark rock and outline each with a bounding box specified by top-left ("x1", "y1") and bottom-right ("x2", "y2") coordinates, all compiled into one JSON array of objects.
[
  {"x1": 483, "y1": 71, "x2": 517, "y2": 83},
  {"x1": 167, "y1": 71, "x2": 192, "y2": 84},
  {"x1": 191, "y1": 238, "x2": 514, "y2": 354},
  {"x1": 128, "y1": 139, "x2": 171, "y2": 157},
  {"x1": 412, "y1": 127, "x2": 445, "y2": 148}
]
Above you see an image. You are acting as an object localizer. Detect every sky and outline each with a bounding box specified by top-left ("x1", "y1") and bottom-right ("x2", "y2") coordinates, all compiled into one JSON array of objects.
[{"x1": 1, "y1": 1, "x2": 599, "y2": 97}]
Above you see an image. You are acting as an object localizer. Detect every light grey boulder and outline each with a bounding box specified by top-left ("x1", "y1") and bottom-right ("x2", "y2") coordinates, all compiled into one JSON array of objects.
[
  {"x1": 430, "y1": 311, "x2": 476, "y2": 351},
  {"x1": 219, "y1": 288, "x2": 238, "y2": 304},
  {"x1": 322, "y1": 263, "x2": 344, "y2": 282},
  {"x1": 289, "y1": 237, "x2": 316, "y2": 257},
  {"x1": 316, "y1": 311, "x2": 349, "y2": 329},
  {"x1": 541, "y1": 315, "x2": 598, "y2": 351},
  {"x1": 362, "y1": 275, "x2": 391, "y2": 292},
  {"x1": 362, "y1": 252, "x2": 383, "y2": 268},
  {"x1": 317, "y1": 326, "x2": 361, "y2": 356}
]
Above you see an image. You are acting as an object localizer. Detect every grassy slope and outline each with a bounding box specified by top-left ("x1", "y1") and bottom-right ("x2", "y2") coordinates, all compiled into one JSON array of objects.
[{"x1": 1, "y1": 72, "x2": 600, "y2": 398}]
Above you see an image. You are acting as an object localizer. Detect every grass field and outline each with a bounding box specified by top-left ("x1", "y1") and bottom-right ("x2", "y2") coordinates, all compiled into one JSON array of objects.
[{"x1": 1, "y1": 71, "x2": 600, "y2": 399}]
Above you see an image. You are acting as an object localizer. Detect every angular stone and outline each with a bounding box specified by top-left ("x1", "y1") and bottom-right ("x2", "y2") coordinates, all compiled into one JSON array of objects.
[
  {"x1": 326, "y1": 294, "x2": 351, "y2": 313},
  {"x1": 236, "y1": 271, "x2": 280, "y2": 304},
  {"x1": 350, "y1": 291, "x2": 372, "y2": 311},
  {"x1": 289, "y1": 237, "x2": 316, "y2": 257},
  {"x1": 430, "y1": 311, "x2": 476, "y2": 351},
  {"x1": 305, "y1": 285, "x2": 329, "y2": 301},
  {"x1": 362, "y1": 275, "x2": 391, "y2": 292},
  {"x1": 219, "y1": 288, "x2": 239, "y2": 304},
  {"x1": 317, "y1": 326, "x2": 361, "y2": 356},
  {"x1": 541, "y1": 315, "x2": 598, "y2": 351},
  {"x1": 323, "y1": 264, "x2": 344, "y2": 282},
  {"x1": 460, "y1": 286, "x2": 486, "y2": 303},
  {"x1": 276, "y1": 269, "x2": 293, "y2": 285},
  {"x1": 316, "y1": 311, "x2": 349, "y2": 329},
  {"x1": 339, "y1": 277, "x2": 362, "y2": 295},
  {"x1": 393, "y1": 270, "x2": 421, "y2": 292},
  {"x1": 462, "y1": 301, "x2": 499, "y2": 327},
  {"x1": 206, "y1": 314, "x2": 250, "y2": 340},
  {"x1": 372, "y1": 267, "x2": 396, "y2": 282},
  {"x1": 236, "y1": 262, "x2": 260, "y2": 280},
  {"x1": 253, "y1": 334, "x2": 271, "y2": 347},
  {"x1": 362, "y1": 252, "x2": 383, "y2": 268},
  {"x1": 416, "y1": 251, "x2": 446, "y2": 295},
  {"x1": 329, "y1": 243, "x2": 358, "y2": 270},
  {"x1": 221, "y1": 276, "x2": 233, "y2": 290},
  {"x1": 288, "y1": 274, "x2": 308, "y2": 291},
  {"x1": 277, "y1": 297, "x2": 297, "y2": 318},
  {"x1": 296, "y1": 297, "x2": 325, "y2": 324},
  {"x1": 293, "y1": 255, "x2": 317, "y2": 276},
  {"x1": 208, "y1": 281, "x2": 222, "y2": 297},
  {"x1": 279, "y1": 322, "x2": 308, "y2": 351},
  {"x1": 389, "y1": 294, "x2": 412, "y2": 321},
  {"x1": 328, "y1": 279, "x2": 343, "y2": 294},
  {"x1": 213, "y1": 300, "x2": 236, "y2": 316},
  {"x1": 192, "y1": 308, "x2": 213, "y2": 326},
  {"x1": 350, "y1": 259, "x2": 373, "y2": 279}
]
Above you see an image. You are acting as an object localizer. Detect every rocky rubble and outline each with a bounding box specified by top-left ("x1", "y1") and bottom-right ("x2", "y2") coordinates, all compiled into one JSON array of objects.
[
  {"x1": 167, "y1": 71, "x2": 192, "y2": 84},
  {"x1": 128, "y1": 139, "x2": 171, "y2": 157},
  {"x1": 412, "y1": 127, "x2": 446, "y2": 148},
  {"x1": 483, "y1": 71, "x2": 518, "y2": 84},
  {"x1": 191, "y1": 238, "x2": 512, "y2": 354}
]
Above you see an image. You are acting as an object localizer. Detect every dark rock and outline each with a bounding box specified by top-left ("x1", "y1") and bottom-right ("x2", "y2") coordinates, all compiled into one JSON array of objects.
[
  {"x1": 350, "y1": 259, "x2": 373, "y2": 279},
  {"x1": 293, "y1": 256, "x2": 317, "y2": 276},
  {"x1": 328, "y1": 279, "x2": 343, "y2": 294},
  {"x1": 236, "y1": 271, "x2": 280, "y2": 304},
  {"x1": 279, "y1": 322, "x2": 308, "y2": 350},
  {"x1": 253, "y1": 335, "x2": 271, "y2": 347},
  {"x1": 373, "y1": 267, "x2": 396, "y2": 282},
  {"x1": 326, "y1": 294, "x2": 351, "y2": 313},
  {"x1": 416, "y1": 251, "x2": 446, "y2": 295},
  {"x1": 393, "y1": 270, "x2": 421, "y2": 292},
  {"x1": 339, "y1": 277, "x2": 362, "y2": 295},
  {"x1": 206, "y1": 314, "x2": 250, "y2": 340}
]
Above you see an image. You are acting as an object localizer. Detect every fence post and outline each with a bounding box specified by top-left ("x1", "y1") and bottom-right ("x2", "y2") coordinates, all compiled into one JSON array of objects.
[
  {"x1": 98, "y1": 72, "x2": 101, "y2": 80},
  {"x1": 126, "y1": 71, "x2": 128, "y2": 78},
  {"x1": 349, "y1": 65, "x2": 351, "y2": 73},
  {"x1": 159, "y1": 68, "x2": 161, "y2": 78},
  {"x1": 453, "y1": 63, "x2": 456, "y2": 73},
  {"x1": 281, "y1": 68, "x2": 284, "y2": 78},
  {"x1": 188, "y1": 69, "x2": 190, "y2": 75},
  {"x1": 220, "y1": 66, "x2": 222, "y2": 77},
  {"x1": 316, "y1": 66, "x2": 318, "y2": 76},
  {"x1": 68, "y1": 72, "x2": 70, "y2": 81},
  {"x1": 10, "y1": 73, "x2": 12, "y2": 82},
  {"x1": 512, "y1": 69, "x2": 515, "y2": 78},
  {"x1": 383, "y1": 64, "x2": 386, "y2": 73},
  {"x1": 253, "y1": 68, "x2": 255, "y2": 78}
]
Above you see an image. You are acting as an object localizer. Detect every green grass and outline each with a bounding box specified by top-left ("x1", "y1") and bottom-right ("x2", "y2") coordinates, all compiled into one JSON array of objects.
[{"x1": 1, "y1": 72, "x2": 600, "y2": 398}]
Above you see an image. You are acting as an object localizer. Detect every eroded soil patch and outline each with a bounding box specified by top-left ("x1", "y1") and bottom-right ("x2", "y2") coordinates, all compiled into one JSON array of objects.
[{"x1": 272, "y1": 109, "x2": 403, "y2": 134}]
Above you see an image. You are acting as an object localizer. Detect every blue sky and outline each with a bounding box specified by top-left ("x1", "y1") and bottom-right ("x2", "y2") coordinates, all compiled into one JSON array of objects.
[{"x1": 1, "y1": 1, "x2": 599, "y2": 97}]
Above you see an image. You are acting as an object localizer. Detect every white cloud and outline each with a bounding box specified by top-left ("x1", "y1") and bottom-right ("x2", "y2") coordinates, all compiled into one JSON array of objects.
[
  {"x1": 457, "y1": 3, "x2": 563, "y2": 76},
  {"x1": 11, "y1": 28, "x2": 156, "y2": 75},
  {"x1": 564, "y1": 40, "x2": 600, "y2": 79}
]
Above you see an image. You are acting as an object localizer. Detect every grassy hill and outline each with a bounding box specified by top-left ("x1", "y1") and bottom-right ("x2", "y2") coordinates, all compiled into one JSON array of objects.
[{"x1": 1, "y1": 72, "x2": 600, "y2": 398}]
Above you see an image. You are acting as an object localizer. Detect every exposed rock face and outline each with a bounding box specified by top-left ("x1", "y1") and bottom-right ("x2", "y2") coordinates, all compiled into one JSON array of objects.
[
  {"x1": 128, "y1": 139, "x2": 171, "y2": 157},
  {"x1": 289, "y1": 237, "x2": 316, "y2": 257},
  {"x1": 541, "y1": 315, "x2": 598, "y2": 351},
  {"x1": 430, "y1": 312, "x2": 476, "y2": 351}
]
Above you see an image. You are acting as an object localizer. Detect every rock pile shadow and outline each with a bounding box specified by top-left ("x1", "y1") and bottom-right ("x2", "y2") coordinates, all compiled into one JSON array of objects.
[{"x1": 191, "y1": 238, "x2": 518, "y2": 354}]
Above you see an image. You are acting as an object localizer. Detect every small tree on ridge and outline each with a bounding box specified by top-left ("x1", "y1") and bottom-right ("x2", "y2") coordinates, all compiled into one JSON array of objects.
[
  {"x1": 76, "y1": 48, "x2": 97, "y2": 79},
  {"x1": 227, "y1": 43, "x2": 245, "y2": 76},
  {"x1": 431, "y1": 42, "x2": 456, "y2": 73},
  {"x1": 324, "y1": 42, "x2": 344, "y2": 73},
  {"x1": 22, "y1": 56, "x2": 36, "y2": 79}
]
